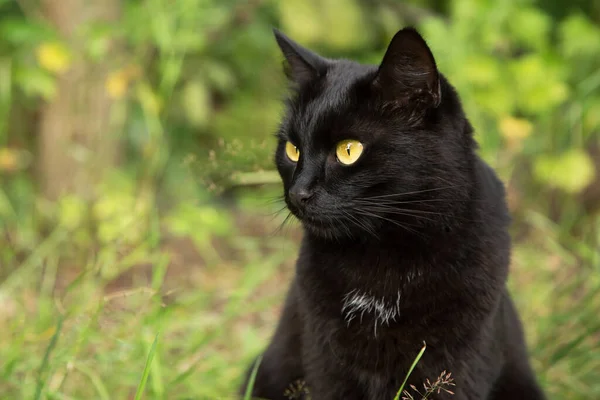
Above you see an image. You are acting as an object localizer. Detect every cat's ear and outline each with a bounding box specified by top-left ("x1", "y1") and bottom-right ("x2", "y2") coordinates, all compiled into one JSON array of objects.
[
  {"x1": 273, "y1": 28, "x2": 328, "y2": 85},
  {"x1": 373, "y1": 28, "x2": 441, "y2": 108}
]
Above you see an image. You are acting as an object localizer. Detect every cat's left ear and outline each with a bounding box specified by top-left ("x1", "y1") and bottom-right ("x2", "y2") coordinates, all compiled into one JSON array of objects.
[
  {"x1": 373, "y1": 28, "x2": 441, "y2": 108},
  {"x1": 273, "y1": 29, "x2": 328, "y2": 85}
]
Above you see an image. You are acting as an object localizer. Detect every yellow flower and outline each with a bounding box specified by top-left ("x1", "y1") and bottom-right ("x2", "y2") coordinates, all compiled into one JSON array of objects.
[
  {"x1": 499, "y1": 117, "x2": 533, "y2": 150},
  {"x1": 0, "y1": 147, "x2": 18, "y2": 171},
  {"x1": 36, "y1": 42, "x2": 71, "y2": 74},
  {"x1": 106, "y1": 65, "x2": 141, "y2": 99},
  {"x1": 106, "y1": 70, "x2": 129, "y2": 99}
]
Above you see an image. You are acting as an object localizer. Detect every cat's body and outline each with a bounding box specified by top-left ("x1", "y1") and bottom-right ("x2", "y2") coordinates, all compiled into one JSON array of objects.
[{"x1": 240, "y1": 27, "x2": 545, "y2": 400}]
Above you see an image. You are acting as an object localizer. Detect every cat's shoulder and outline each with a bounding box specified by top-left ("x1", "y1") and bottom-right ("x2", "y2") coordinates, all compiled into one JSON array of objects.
[{"x1": 476, "y1": 156, "x2": 506, "y2": 197}]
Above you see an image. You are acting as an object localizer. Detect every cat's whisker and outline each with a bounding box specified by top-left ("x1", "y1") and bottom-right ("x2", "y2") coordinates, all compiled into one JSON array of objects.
[
  {"x1": 361, "y1": 185, "x2": 466, "y2": 200},
  {"x1": 353, "y1": 209, "x2": 426, "y2": 239},
  {"x1": 358, "y1": 208, "x2": 438, "y2": 223},
  {"x1": 335, "y1": 214, "x2": 354, "y2": 239},
  {"x1": 264, "y1": 196, "x2": 285, "y2": 205},
  {"x1": 355, "y1": 203, "x2": 478, "y2": 223},
  {"x1": 354, "y1": 198, "x2": 448, "y2": 206},
  {"x1": 268, "y1": 205, "x2": 289, "y2": 219},
  {"x1": 358, "y1": 205, "x2": 444, "y2": 217},
  {"x1": 342, "y1": 210, "x2": 379, "y2": 239},
  {"x1": 354, "y1": 202, "x2": 446, "y2": 213},
  {"x1": 355, "y1": 203, "x2": 440, "y2": 222},
  {"x1": 273, "y1": 212, "x2": 295, "y2": 236},
  {"x1": 355, "y1": 210, "x2": 423, "y2": 229}
]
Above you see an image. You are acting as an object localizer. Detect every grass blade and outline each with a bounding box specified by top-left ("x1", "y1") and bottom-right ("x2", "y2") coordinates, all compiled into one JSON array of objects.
[
  {"x1": 73, "y1": 364, "x2": 111, "y2": 400},
  {"x1": 134, "y1": 333, "x2": 159, "y2": 400},
  {"x1": 243, "y1": 355, "x2": 263, "y2": 400},
  {"x1": 34, "y1": 316, "x2": 64, "y2": 400},
  {"x1": 394, "y1": 341, "x2": 427, "y2": 400}
]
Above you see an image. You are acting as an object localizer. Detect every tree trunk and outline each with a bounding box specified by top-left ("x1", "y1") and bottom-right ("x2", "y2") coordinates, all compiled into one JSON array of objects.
[{"x1": 38, "y1": 0, "x2": 122, "y2": 200}]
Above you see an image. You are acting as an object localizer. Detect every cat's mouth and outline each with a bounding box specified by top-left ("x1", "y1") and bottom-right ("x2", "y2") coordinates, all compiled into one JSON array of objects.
[
  {"x1": 287, "y1": 203, "x2": 349, "y2": 237},
  {"x1": 295, "y1": 212, "x2": 344, "y2": 237}
]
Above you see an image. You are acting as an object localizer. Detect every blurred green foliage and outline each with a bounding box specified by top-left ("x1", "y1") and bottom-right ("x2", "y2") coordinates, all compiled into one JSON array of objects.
[
  {"x1": 0, "y1": 0, "x2": 599, "y2": 399},
  {"x1": 0, "y1": 0, "x2": 598, "y2": 197}
]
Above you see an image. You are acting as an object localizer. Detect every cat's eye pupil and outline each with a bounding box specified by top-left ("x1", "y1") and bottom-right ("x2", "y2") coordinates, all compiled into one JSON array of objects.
[{"x1": 336, "y1": 139, "x2": 363, "y2": 165}]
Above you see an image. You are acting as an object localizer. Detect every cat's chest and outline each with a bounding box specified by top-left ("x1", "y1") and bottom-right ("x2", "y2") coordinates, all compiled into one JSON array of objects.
[
  {"x1": 298, "y1": 266, "x2": 435, "y2": 341},
  {"x1": 296, "y1": 250, "x2": 457, "y2": 344},
  {"x1": 341, "y1": 289, "x2": 402, "y2": 336}
]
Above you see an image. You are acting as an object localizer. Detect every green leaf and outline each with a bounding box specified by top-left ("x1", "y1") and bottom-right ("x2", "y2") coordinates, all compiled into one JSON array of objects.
[
  {"x1": 13, "y1": 67, "x2": 56, "y2": 100},
  {"x1": 533, "y1": 149, "x2": 596, "y2": 194},
  {"x1": 560, "y1": 14, "x2": 600, "y2": 59},
  {"x1": 463, "y1": 55, "x2": 500, "y2": 86},
  {"x1": 451, "y1": 0, "x2": 482, "y2": 21},
  {"x1": 84, "y1": 24, "x2": 113, "y2": 61},
  {"x1": 321, "y1": 0, "x2": 371, "y2": 50},
  {"x1": 57, "y1": 195, "x2": 87, "y2": 230},
  {"x1": 508, "y1": 7, "x2": 551, "y2": 51},
  {"x1": 165, "y1": 203, "x2": 232, "y2": 251},
  {"x1": 474, "y1": 84, "x2": 514, "y2": 117},
  {"x1": 584, "y1": 98, "x2": 600, "y2": 133},
  {"x1": 278, "y1": 0, "x2": 323, "y2": 45},
  {"x1": 510, "y1": 55, "x2": 569, "y2": 114},
  {"x1": 203, "y1": 61, "x2": 236, "y2": 93},
  {"x1": 182, "y1": 79, "x2": 211, "y2": 128},
  {"x1": 0, "y1": 19, "x2": 56, "y2": 45},
  {"x1": 279, "y1": 0, "x2": 371, "y2": 50}
]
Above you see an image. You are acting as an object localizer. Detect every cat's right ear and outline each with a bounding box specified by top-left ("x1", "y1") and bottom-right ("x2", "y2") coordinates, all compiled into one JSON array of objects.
[
  {"x1": 373, "y1": 28, "x2": 441, "y2": 109},
  {"x1": 273, "y1": 29, "x2": 328, "y2": 85}
]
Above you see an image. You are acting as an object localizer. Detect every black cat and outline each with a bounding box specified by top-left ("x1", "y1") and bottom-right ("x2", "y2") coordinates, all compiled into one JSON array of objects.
[{"x1": 239, "y1": 27, "x2": 545, "y2": 400}]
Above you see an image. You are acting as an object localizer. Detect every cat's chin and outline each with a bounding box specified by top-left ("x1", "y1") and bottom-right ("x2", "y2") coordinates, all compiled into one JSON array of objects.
[
  {"x1": 301, "y1": 219, "x2": 328, "y2": 232},
  {"x1": 300, "y1": 217, "x2": 353, "y2": 240},
  {"x1": 302, "y1": 222, "x2": 344, "y2": 239}
]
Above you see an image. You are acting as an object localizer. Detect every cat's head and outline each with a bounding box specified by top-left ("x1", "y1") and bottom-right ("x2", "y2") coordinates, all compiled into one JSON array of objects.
[{"x1": 273, "y1": 27, "x2": 475, "y2": 240}]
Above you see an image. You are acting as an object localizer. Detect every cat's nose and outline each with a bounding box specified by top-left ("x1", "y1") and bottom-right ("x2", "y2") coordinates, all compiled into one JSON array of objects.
[{"x1": 289, "y1": 187, "x2": 314, "y2": 209}]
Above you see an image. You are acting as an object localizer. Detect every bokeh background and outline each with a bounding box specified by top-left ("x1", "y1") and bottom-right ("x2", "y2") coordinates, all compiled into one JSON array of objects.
[{"x1": 0, "y1": 0, "x2": 599, "y2": 398}]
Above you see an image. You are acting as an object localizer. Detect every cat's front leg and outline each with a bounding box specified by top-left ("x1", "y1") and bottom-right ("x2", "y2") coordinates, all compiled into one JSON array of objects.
[
  {"x1": 301, "y1": 333, "x2": 366, "y2": 400},
  {"x1": 302, "y1": 359, "x2": 365, "y2": 400}
]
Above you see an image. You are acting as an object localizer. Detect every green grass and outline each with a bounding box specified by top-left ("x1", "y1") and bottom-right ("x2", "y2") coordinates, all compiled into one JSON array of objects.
[
  {"x1": 393, "y1": 342, "x2": 427, "y2": 400},
  {"x1": 134, "y1": 333, "x2": 159, "y2": 400},
  {"x1": 0, "y1": 192, "x2": 294, "y2": 398},
  {"x1": 0, "y1": 188, "x2": 599, "y2": 400},
  {"x1": 243, "y1": 356, "x2": 263, "y2": 400},
  {"x1": 34, "y1": 316, "x2": 63, "y2": 400}
]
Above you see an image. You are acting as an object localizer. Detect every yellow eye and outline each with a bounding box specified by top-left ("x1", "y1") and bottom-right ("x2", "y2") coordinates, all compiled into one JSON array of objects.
[
  {"x1": 285, "y1": 141, "x2": 300, "y2": 162},
  {"x1": 336, "y1": 139, "x2": 363, "y2": 165}
]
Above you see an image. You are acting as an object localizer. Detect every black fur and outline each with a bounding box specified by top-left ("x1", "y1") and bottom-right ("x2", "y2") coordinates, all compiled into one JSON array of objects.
[{"x1": 240, "y1": 27, "x2": 545, "y2": 400}]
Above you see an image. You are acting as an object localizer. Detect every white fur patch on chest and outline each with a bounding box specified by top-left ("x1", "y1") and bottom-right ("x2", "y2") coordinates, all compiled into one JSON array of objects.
[{"x1": 341, "y1": 289, "x2": 402, "y2": 336}]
